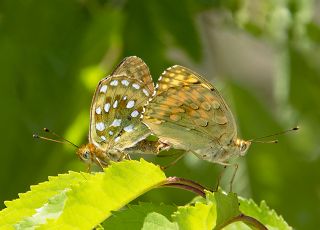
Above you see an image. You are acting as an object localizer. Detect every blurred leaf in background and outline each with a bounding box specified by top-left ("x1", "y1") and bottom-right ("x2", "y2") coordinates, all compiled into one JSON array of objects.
[{"x1": 0, "y1": 0, "x2": 319, "y2": 229}]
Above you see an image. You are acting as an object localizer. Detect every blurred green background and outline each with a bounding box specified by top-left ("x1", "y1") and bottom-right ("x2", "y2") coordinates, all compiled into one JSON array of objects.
[{"x1": 0, "y1": 0, "x2": 319, "y2": 229}]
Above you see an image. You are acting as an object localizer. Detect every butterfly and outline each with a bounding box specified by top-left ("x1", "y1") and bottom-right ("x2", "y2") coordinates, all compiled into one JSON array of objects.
[
  {"x1": 76, "y1": 56, "x2": 160, "y2": 170},
  {"x1": 142, "y1": 65, "x2": 251, "y2": 166}
]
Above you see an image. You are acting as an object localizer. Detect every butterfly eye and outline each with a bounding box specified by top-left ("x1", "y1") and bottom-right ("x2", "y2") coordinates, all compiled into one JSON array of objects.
[
  {"x1": 240, "y1": 143, "x2": 247, "y2": 152},
  {"x1": 239, "y1": 141, "x2": 250, "y2": 156},
  {"x1": 83, "y1": 151, "x2": 90, "y2": 160}
]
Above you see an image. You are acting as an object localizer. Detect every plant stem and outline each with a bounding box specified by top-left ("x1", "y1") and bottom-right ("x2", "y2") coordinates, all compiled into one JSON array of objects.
[
  {"x1": 160, "y1": 176, "x2": 209, "y2": 197},
  {"x1": 216, "y1": 213, "x2": 268, "y2": 230}
]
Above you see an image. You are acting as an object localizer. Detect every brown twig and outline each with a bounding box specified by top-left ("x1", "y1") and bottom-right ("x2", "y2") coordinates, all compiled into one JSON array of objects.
[
  {"x1": 160, "y1": 176, "x2": 209, "y2": 197},
  {"x1": 215, "y1": 213, "x2": 268, "y2": 230}
]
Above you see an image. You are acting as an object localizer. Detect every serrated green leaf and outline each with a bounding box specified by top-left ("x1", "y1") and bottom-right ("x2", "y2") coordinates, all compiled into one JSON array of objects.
[
  {"x1": 39, "y1": 159, "x2": 166, "y2": 229},
  {"x1": 142, "y1": 212, "x2": 178, "y2": 230},
  {"x1": 223, "y1": 222, "x2": 251, "y2": 230},
  {"x1": 214, "y1": 191, "x2": 241, "y2": 229},
  {"x1": 102, "y1": 203, "x2": 176, "y2": 230},
  {"x1": 0, "y1": 160, "x2": 292, "y2": 230},
  {"x1": 172, "y1": 201, "x2": 216, "y2": 230},
  {"x1": 15, "y1": 189, "x2": 69, "y2": 229},
  {"x1": 239, "y1": 198, "x2": 292, "y2": 230},
  {"x1": 0, "y1": 160, "x2": 166, "y2": 229},
  {"x1": 181, "y1": 190, "x2": 269, "y2": 230},
  {"x1": 0, "y1": 171, "x2": 87, "y2": 229}
]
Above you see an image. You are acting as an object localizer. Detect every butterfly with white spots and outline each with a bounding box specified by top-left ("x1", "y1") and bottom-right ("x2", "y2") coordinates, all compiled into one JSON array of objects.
[{"x1": 77, "y1": 56, "x2": 160, "y2": 169}]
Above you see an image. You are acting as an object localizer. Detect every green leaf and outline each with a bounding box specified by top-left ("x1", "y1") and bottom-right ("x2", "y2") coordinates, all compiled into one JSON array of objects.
[
  {"x1": 142, "y1": 212, "x2": 178, "y2": 230},
  {"x1": 102, "y1": 203, "x2": 177, "y2": 230},
  {"x1": 213, "y1": 191, "x2": 241, "y2": 229},
  {"x1": 0, "y1": 171, "x2": 87, "y2": 229},
  {"x1": 173, "y1": 190, "x2": 271, "y2": 230},
  {"x1": 0, "y1": 160, "x2": 166, "y2": 229},
  {"x1": 0, "y1": 160, "x2": 292, "y2": 229},
  {"x1": 214, "y1": 190, "x2": 240, "y2": 228},
  {"x1": 239, "y1": 198, "x2": 292, "y2": 230},
  {"x1": 170, "y1": 190, "x2": 240, "y2": 230},
  {"x1": 15, "y1": 189, "x2": 69, "y2": 229},
  {"x1": 172, "y1": 201, "x2": 216, "y2": 230}
]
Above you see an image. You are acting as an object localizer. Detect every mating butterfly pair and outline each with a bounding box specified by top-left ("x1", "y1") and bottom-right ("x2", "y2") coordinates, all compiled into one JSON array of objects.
[{"x1": 77, "y1": 56, "x2": 250, "y2": 170}]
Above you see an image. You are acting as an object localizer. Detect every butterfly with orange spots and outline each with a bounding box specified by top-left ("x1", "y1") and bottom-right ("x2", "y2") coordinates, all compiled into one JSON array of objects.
[{"x1": 142, "y1": 65, "x2": 251, "y2": 166}]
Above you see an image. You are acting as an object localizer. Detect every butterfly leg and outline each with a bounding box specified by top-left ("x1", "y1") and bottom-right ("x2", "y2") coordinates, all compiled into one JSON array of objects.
[
  {"x1": 216, "y1": 162, "x2": 238, "y2": 192},
  {"x1": 94, "y1": 157, "x2": 105, "y2": 171},
  {"x1": 86, "y1": 164, "x2": 92, "y2": 173},
  {"x1": 214, "y1": 165, "x2": 227, "y2": 192},
  {"x1": 229, "y1": 163, "x2": 238, "y2": 192},
  {"x1": 124, "y1": 153, "x2": 131, "y2": 160},
  {"x1": 161, "y1": 152, "x2": 186, "y2": 170},
  {"x1": 156, "y1": 152, "x2": 183, "y2": 158}
]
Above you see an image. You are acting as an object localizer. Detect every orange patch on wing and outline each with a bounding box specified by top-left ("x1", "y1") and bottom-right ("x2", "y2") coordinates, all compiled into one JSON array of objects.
[
  {"x1": 170, "y1": 114, "x2": 181, "y2": 121},
  {"x1": 189, "y1": 103, "x2": 199, "y2": 110},
  {"x1": 201, "y1": 101, "x2": 211, "y2": 111},
  {"x1": 198, "y1": 109, "x2": 210, "y2": 119},
  {"x1": 187, "y1": 109, "x2": 201, "y2": 118},
  {"x1": 171, "y1": 107, "x2": 185, "y2": 113},
  {"x1": 194, "y1": 118, "x2": 208, "y2": 127}
]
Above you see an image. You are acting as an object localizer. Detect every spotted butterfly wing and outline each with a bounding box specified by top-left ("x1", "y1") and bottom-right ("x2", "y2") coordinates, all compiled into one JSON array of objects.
[
  {"x1": 111, "y1": 56, "x2": 154, "y2": 94},
  {"x1": 77, "y1": 57, "x2": 157, "y2": 168},
  {"x1": 143, "y1": 65, "x2": 246, "y2": 164}
]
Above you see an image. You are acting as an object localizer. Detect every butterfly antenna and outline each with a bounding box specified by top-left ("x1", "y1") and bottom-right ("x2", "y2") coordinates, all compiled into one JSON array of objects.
[
  {"x1": 33, "y1": 128, "x2": 79, "y2": 148},
  {"x1": 33, "y1": 134, "x2": 66, "y2": 144},
  {"x1": 43, "y1": 128, "x2": 79, "y2": 148},
  {"x1": 250, "y1": 140, "x2": 278, "y2": 144},
  {"x1": 248, "y1": 126, "x2": 299, "y2": 143}
]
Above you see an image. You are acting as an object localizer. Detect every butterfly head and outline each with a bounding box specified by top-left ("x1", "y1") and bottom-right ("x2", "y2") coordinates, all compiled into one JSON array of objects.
[
  {"x1": 76, "y1": 143, "x2": 109, "y2": 167},
  {"x1": 77, "y1": 143, "x2": 96, "y2": 164},
  {"x1": 235, "y1": 139, "x2": 251, "y2": 156}
]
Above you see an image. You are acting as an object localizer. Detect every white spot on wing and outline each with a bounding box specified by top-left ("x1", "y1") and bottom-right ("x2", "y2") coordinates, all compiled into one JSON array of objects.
[
  {"x1": 111, "y1": 119, "x2": 122, "y2": 127},
  {"x1": 126, "y1": 100, "x2": 135, "y2": 109},
  {"x1": 104, "y1": 103, "x2": 110, "y2": 113},
  {"x1": 131, "y1": 110, "x2": 139, "y2": 118},
  {"x1": 123, "y1": 96, "x2": 127, "y2": 100},
  {"x1": 132, "y1": 83, "x2": 140, "y2": 89},
  {"x1": 95, "y1": 106, "x2": 101, "y2": 115},
  {"x1": 109, "y1": 130, "x2": 113, "y2": 136},
  {"x1": 143, "y1": 89, "x2": 149, "y2": 96},
  {"x1": 114, "y1": 136, "x2": 120, "y2": 142},
  {"x1": 96, "y1": 122, "x2": 105, "y2": 131},
  {"x1": 124, "y1": 124, "x2": 134, "y2": 132},
  {"x1": 101, "y1": 136, "x2": 106, "y2": 141},
  {"x1": 100, "y1": 85, "x2": 107, "y2": 93},
  {"x1": 121, "y1": 79, "x2": 129, "y2": 86},
  {"x1": 110, "y1": 80, "x2": 118, "y2": 86},
  {"x1": 113, "y1": 100, "x2": 118, "y2": 108}
]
